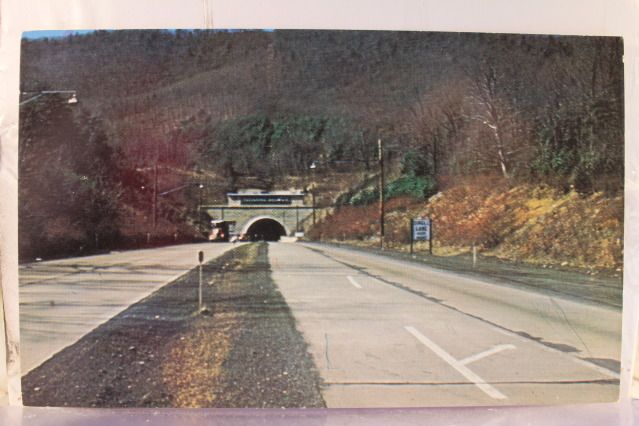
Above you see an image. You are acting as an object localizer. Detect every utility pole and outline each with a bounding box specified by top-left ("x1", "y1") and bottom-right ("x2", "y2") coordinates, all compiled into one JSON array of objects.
[
  {"x1": 312, "y1": 190, "x2": 316, "y2": 226},
  {"x1": 152, "y1": 163, "x2": 158, "y2": 230},
  {"x1": 378, "y1": 138, "x2": 385, "y2": 250}
]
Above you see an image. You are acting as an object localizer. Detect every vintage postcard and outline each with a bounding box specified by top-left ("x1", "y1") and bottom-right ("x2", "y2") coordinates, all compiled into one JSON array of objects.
[{"x1": 17, "y1": 29, "x2": 623, "y2": 407}]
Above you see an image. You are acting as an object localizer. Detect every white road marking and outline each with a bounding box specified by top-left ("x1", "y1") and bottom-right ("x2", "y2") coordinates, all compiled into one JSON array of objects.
[
  {"x1": 360, "y1": 258, "x2": 621, "y2": 380},
  {"x1": 460, "y1": 344, "x2": 516, "y2": 366},
  {"x1": 404, "y1": 326, "x2": 507, "y2": 400},
  {"x1": 347, "y1": 276, "x2": 362, "y2": 289}
]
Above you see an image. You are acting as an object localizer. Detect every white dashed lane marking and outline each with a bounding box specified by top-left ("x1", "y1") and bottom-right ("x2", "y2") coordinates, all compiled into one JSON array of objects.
[{"x1": 347, "y1": 275, "x2": 362, "y2": 289}]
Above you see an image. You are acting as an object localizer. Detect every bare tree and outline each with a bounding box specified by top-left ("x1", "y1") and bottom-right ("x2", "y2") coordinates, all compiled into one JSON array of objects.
[{"x1": 464, "y1": 63, "x2": 532, "y2": 179}]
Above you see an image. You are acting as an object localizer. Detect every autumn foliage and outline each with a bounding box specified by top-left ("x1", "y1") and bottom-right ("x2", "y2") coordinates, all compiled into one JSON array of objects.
[{"x1": 309, "y1": 177, "x2": 623, "y2": 270}]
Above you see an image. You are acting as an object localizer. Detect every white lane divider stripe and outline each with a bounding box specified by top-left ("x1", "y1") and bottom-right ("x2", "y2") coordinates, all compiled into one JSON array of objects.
[
  {"x1": 404, "y1": 326, "x2": 507, "y2": 400},
  {"x1": 347, "y1": 276, "x2": 362, "y2": 289},
  {"x1": 460, "y1": 344, "x2": 516, "y2": 366}
]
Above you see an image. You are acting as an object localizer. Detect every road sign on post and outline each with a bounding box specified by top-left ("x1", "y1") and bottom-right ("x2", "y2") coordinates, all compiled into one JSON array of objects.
[{"x1": 411, "y1": 218, "x2": 433, "y2": 255}]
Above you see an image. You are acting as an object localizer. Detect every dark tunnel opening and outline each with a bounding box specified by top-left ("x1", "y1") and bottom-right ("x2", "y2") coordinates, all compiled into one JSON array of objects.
[{"x1": 246, "y1": 219, "x2": 287, "y2": 241}]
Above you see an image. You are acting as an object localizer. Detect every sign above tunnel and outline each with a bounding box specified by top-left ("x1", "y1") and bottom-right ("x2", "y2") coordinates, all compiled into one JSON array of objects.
[
  {"x1": 239, "y1": 196, "x2": 292, "y2": 205},
  {"x1": 227, "y1": 190, "x2": 307, "y2": 207}
]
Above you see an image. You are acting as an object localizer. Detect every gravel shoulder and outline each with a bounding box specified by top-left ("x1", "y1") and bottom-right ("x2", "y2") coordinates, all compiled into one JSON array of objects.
[{"x1": 22, "y1": 242, "x2": 325, "y2": 408}]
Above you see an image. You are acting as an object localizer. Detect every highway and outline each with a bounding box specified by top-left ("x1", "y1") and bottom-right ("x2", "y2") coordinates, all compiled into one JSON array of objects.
[
  {"x1": 18, "y1": 241, "x2": 621, "y2": 407},
  {"x1": 19, "y1": 243, "x2": 234, "y2": 374},
  {"x1": 269, "y1": 242, "x2": 621, "y2": 407}
]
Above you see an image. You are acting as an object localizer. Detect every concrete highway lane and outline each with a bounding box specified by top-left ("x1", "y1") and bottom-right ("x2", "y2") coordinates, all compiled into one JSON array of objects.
[
  {"x1": 268, "y1": 242, "x2": 621, "y2": 407},
  {"x1": 19, "y1": 243, "x2": 236, "y2": 374}
]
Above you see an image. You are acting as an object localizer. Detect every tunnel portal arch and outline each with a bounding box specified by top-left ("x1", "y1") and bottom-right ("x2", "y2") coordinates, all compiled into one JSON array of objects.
[{"x1": 241, "y1": 216, "x2": 289, "y2": 241}]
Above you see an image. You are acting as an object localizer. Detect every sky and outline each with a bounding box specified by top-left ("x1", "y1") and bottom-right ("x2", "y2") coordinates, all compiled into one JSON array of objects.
[
  {"x1": 22, "y1": 30, "x2": 96, "y2": 39},
  {"x1": 22, "y1": 29, "x2": 275, "y2": 39}
]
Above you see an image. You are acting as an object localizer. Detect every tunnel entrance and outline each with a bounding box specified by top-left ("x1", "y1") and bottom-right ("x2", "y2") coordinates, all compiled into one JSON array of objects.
[{"x1": 245, "y1": 218, "x2": 287, "y2": 241}]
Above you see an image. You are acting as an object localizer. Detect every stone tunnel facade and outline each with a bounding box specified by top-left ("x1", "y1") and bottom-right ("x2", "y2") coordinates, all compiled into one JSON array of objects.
[
  {"x1": 204, "y1": 207, "x2": 314, "y2": 236},
  {"x1": 203, "y1": 190, "x2": 314, "y2": 237}
]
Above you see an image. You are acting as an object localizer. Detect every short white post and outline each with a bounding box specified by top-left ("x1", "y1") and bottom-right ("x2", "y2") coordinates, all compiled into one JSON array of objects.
[{"x1": 472, "y1": 245, "x2": 477, "y2": 268}]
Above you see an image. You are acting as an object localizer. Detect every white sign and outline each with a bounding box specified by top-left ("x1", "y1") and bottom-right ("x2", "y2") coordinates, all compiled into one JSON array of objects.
[{"x1": 413, "y1": 218, "x2": 431, "y2": 241}]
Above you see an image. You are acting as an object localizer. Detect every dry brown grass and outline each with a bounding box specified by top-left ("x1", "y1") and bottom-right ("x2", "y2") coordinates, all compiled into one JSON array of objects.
[
  {"x1": 162, "y1": 311, "x2": 238, "y2": 407},
  {"x1": 310, "y1": 177, "x2": 623, "y2": 270}
]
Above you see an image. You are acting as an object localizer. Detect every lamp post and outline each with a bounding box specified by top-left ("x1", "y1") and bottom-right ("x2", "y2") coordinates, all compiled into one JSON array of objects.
[
  {"x1": 198, "y1": 183, "x2": 204, "y2": 235},
  {"x1": 19, "y1": 90, "x2": 79, "y2": 170},
  {"x1": 378, "y1": 139, "x2": 385, "y2": 250},
  {"x1": 20, "y1": 90, "x2": 78, "y2": 107},
  {"x1": 309, "y1": 161, "x2": 318, "y2": 226},
  {"x1": 152, "y1": 164, "x2": 158, "y2": 230}
]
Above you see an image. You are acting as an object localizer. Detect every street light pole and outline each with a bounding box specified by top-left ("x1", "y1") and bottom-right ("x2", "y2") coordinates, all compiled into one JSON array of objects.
[
  {"x1": 309, "y1": 162, "x2": 318, "y2": 226},
  {"x1": 378, "y1": 138, "x2": 385, "y2": 250},
  {"x1": 152, "y1": 163, "x2": 158, "y2": 230},
  {"x1": 198, "y1": 183, "x2": 204, "y2": 235},
  {"x1": 312, "y1": 190, "x2": 316, "y2": 226},
  {"x1": 20, "y1": 90, "x2": 78, "y2": 107}
]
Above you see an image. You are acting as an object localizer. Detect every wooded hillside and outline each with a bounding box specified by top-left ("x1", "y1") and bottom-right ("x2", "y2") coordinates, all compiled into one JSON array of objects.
[{"x1": 19, "y1": 30, "x2": 624, "y2": 260}]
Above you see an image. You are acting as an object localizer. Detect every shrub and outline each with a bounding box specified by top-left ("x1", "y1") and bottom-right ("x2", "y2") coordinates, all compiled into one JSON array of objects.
[
  {"x1": 348, "y1": 175, "x2": 437, "y2": 206},
  {"x1": 385, "y1": 175, "x2": 437, "y2": 200},
  {"x1": 350, "y1": 188, "x2": 379, "y2": 205}
]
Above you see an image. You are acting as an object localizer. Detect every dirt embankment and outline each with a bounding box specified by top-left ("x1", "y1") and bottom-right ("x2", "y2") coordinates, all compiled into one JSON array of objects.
[
  {"x1": 309, "y1": 177, "x2": 623, "y2": 271},
  {"x1": 22, "y1": 243, "x2": 325, "y2": 408}
]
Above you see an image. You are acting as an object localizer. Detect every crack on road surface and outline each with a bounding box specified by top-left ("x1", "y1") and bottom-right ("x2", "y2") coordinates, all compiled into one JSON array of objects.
[
  {"x1": 19, "y1": 268, "x2": 89, "y2": 287},
  {"x1": 324, "y1": 333, "x2": 332, "y2": 370},
  {"x1": 548, "y1": 296, "x2": 594, "y2": 358},
  {"x1": 20, "y1": 262, "x2": 190, "y2": 288},
  {"x1": 306, "y1": 246, "x2": 620, "y2": 378}
]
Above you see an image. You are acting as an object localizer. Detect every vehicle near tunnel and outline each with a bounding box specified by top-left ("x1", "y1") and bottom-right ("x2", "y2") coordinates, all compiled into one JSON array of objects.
[{"x1": 209, "y1": 220, "x2": 236, "y2": 242}]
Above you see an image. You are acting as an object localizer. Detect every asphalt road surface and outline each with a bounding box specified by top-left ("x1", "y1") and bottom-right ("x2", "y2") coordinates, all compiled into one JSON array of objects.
[
  {"x1": 18, "y1": 240, "x2": 621, "y2": 407},
  {"x1": 19, "y1": 243, "x2": 235, "y2": 374},
  {"x1": 269, "y1": 242, "x2": 621, "y2": 407}
]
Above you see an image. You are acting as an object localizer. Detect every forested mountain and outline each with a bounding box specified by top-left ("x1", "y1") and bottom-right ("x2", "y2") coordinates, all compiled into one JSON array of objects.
[{"x1": 19, "y1": 30, "x2": 624, "y2": 260}]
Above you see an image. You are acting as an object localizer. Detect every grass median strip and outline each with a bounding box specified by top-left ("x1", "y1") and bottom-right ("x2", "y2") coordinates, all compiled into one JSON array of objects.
[{"x1": 22, "y1": 242, "x2": 325, "y2": 408}]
